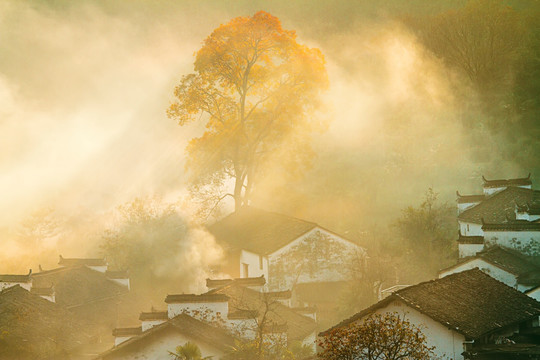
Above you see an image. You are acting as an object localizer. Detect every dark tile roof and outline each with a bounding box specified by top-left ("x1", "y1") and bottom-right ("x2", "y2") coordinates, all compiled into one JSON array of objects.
[
  {"x1": 262, "y1": 323, "x2": 288, "y2": 333},
  {"x1": 164, "y1": 293, "x2": 229, "y2": 304},
  {"x1": 482, "y1": 174, "x2": 532, "y2": 188},
  {"x1": 227, "y1": 309, "x2": 258, "y2": 320},
  {"x1": 482, "y1": 219, "x2": 540, "y2": 231},
  {"x1": 208, "y1": 206, "x2": 318, "y2": 255},
  {"x1": 0, "y1": 285, "x2": 92, "y2": 358},
  {"x1": 99, "y1": 313, "x2": 236, "y2": 359},
  {"x1": 105, "y1": 270, "x2": 129, "y2": 279},
  {"x1": 139, "y1": 311, "x2": 168, "y2": 321},
  {"x1": 321, "y1": 269, "x2": 540, "y2": 339},
  {"x1": 112, "y1": 327, "x2": 142, "y2": 337},
  {"x1": 206, "y1": 282, "x2": 316, "y2": 341},
  {"x1": 58, "y1": 255, "x2": 107, "y2": 267},
  {"x1": 0, "y1": 270, "x2": 32, "y2": 283},
  {"x1": 291, "y1": 307, "x2": 317, "y2": 314},
  {"x1": 458, "y1": 187, "x2": 539, "y2": 224},
  {"x1": 30, "y1": 286, "x2": 54, "y2": 296},
  {"x1": 265, "y1": 290, "x2": 292, "y2": 300},
  {"x1": 519, "y1": 271, "x2": 540, "y2": 286},
  {"x1": 206, "y1": 275, "x2": 266, "y2": 289},
  {"x1": 457, "y1": 234, "x2": 484, "y2": 244},
  {"x1": 464, "y1": 343, "x2": 540, "y2": 358},
  {"x1": 516, "y1": 201, "x2": 540, "y2": 215},
  {"x1": 294, "y1": 281, "x2": 350, "y2": 304},
  {"x1": 476, "y1": 247, "x2": 540, "y2": 277},
  {"x1": 32, "y1": 265, "x2": 128, "y2": 307},
  {"x1": 440, "y1": 246, "x2": 540, "y2": 279},
  {"x1": 456, "y1": 191, "x2": 485, "y2": 204}
]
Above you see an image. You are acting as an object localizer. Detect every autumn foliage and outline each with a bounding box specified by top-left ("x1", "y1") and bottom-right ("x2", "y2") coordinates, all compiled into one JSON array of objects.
[
  {"x1": 318, "y1": 312, "x2": 434, "y2": 360},
  {"x1": 168, "y1": 11, "x2": 328, "y2": 212}
]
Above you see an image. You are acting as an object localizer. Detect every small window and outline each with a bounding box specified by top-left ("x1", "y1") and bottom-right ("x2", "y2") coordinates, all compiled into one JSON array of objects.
[
  {"x1": 467, "y1": 224, "x2": 470, "y2": 232},
  {"x1": 259, "y1": 256, "x2": 264, "y2": 270},
  {"x1": 242, "y1": 263, "x2": 249, "y2": 278}
]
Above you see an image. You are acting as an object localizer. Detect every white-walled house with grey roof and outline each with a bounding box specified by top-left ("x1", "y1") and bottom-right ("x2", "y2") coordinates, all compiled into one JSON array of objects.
[{"x1": 208, "y1": 206, "x2": 366, "y2": 291}]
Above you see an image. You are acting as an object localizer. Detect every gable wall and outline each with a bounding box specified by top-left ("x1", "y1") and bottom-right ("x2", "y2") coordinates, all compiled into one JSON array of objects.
[
  {"x1": 458, "y1": 243, "x2": 484, "y2": 258},
  {"x1": 354, "y1": 300, "x2": 466, "y2": 360},
  {"x1": 459, "y1": 222, "x2": 483, "y2": 237},
  {"x1": 0, "y1": 281, "x2": 32, "y2": 291},
  {"x1": 484, "y1": 230, "x2": 540, "y2": 256},
  {"x1": 267, "y1": 227, "x2": 365, "y2": 290},
  {"x1": 104, "y1": 330, "x2": 225, "y2": 360},
  {"x1": 239, "y1": 249, "x2": 268, "y2": 279},
  {"x1": 526, "y1": 287, "x2": 540, "y2": 301},
  {"x1": 439, "y1": 259, "x2": 518, "y2": 288}
]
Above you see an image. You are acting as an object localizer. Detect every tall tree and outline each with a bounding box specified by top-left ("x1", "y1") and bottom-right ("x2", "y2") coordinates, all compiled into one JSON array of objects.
[
  {"x1": 406, "y1": 0, "x2": 524, "y2": 96},
  {"x1": 393, "y1": 188, "x2": 455, "y2": 277},
  {"x1": 168, "y1": 11, "x2": 328, "y2": 212}
]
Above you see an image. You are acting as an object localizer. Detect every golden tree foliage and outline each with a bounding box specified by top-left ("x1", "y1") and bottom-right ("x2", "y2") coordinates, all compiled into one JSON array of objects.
[
  {"x1": 168, "y1": 11, "x2": 328, "y2": 211},
  {"x1": 318, "y1": 312, "x2": 434, "y2": 360}
]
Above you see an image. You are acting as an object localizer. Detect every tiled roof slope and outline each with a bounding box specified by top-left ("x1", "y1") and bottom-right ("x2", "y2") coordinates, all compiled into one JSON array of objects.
[
  {"x1": 0, "y1": 285, "x2": 91, "y2": 359},
  {"x1": 441, "y1": 246, "x2": 540, "y2": 279},
  {"x1": 208, "y1": 207, "x2": 318, "y2": 255},
  {"x1": 58, "y1": 255, "x2": 107, "y2": 267},
  {"x1": 456, "y1": 192, "x2": 485, "y2": 204},
  {"x1": 476, "y1": 246, "x2": 540, "y2": 276},
  {"x1": 206, "y1": 282, "x2": 316, "y2": 341},
  {"x1": 457, "y1": 234, "x2": 484, "y2": 244},
  {"x1": 482, "y1": 220, "x2": 540, "y2": 231},
  {"x1": 32, "y1": 266, "x2": 128, "y2": 307},
  {"x1": 206, "y1": 275, "x2": 266, "y2": 289},
  {"x1": 0, "y1": 270, "x2": 32, "y2": 283},
  {"x1": 459, "y1": 187, "x2": 539, "y2": 224},
  {"x1": 322, "y1": 269, "x2": 540, "y2": 339},
  {"x1": 98, "y1": 313, "x2": 236, "y2": 359},
  {"x1": 482, "y1": 174, "x2": 532, "y2": 188}
]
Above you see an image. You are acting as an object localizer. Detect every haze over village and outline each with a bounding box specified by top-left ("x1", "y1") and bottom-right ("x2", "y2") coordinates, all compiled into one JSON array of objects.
[{"x1": 0, "y1": 0, "x2": 539, "y2": 359}]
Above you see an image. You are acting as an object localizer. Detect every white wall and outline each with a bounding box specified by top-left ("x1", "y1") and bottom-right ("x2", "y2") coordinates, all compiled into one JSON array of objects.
[
  {"x1": 114, "y1": 336, "x2": 133, "y2": 346},
  {"x1": 268, "y1": 227, "x2": 365, "y2": 290},
  {"x1": 142, "y1": 319, "x2": 167, "y2": 332},
  {"x1": 0, "y1": 281, "x2": 32, "y2": 291},
  {"x1": 107, "y1": 330, "x2": 226, "y2": 360},
  {"x1": 526, "y1": 287, "x2": 540, "y2": 301},
  {"x1": 88, "y1": 265, "x2": 108, "y2": 273},
  {"x1": 458, "y1": 243, "x2": 484, "y2": 258},
  {"x1": 109, "y1": 278, "x2": 130, "y2": 289},
  {"x1": 302, "y1": 331, "x2": 317, "y2": 353},
  {"x1": 439, "y1": 259, "x2": 518, "y2": 288},
  {"x1": 484, "y1": 230, "x2": 540, "y2": 256},
  {"x1": 458, "y1": 202, "x2": 480, "y2": 214},
  {"x1": 239, "y1": 250, "x2": 268, "y2": 280},
  {"x1": 354, "y1": 300, "x2": 466, "y2": 360},
  {"x1": 459, "y1": 222, "x2": 483, "y2": 237},
  {"x1": 515, "y1": 212, "x2": 540, "y2": 222}
]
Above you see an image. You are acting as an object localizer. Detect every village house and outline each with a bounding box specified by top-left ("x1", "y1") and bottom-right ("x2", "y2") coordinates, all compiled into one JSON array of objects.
[
  {"x1": 320, "y1": 269, "x2": 540, "y2": 360},
  {"x1": 208, "y1": 206, "x2": 366, "y2": 327},
  {"x1": 439, "y1": 246, "x2": 540, "y2": 300},
  {"x1": 0, "y1": 255, "x2": 134, "y2": 357},
  {"x1": 208, "y1": 207, "x2": 365, "y2": 287},
  {"x1": 98, "y1": 276, "x2": 317, "y2": 359},
  {"x1": 0, "y1": 269, "x2": 33, "y2": 291},
  {"x1": 0, "y1": 285, "x2": 94, "y2": 359},
  {"x1": 457, "y1": 174, "x2": 540, "y2": 257},
  {"x1": 96, "y1": 313, "x2": 236, "y2": 360}
]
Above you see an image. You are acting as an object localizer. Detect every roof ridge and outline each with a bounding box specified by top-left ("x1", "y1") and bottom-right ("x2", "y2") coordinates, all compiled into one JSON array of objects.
[{"x1": 0, "y1": 284, "x2": 23, "y2": 295}]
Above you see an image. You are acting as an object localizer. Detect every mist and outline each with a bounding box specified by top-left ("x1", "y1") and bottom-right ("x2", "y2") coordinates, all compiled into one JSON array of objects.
[{"x1": 0, "y1": 0, "x2": 536, "y2": 275}]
